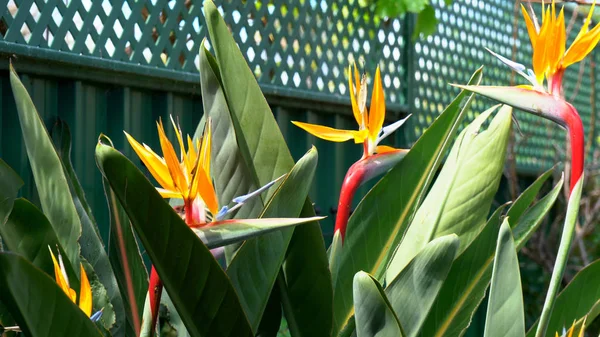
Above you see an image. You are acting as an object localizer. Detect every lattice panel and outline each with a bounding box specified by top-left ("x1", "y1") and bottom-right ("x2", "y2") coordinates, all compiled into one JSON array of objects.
[
  {"x1": 412, "y1": 0, "x2": 600, "y2": 173},
  {"x1": 0, "y1": 0, "x2": 407, "y2": 107},
  {"x1": 209, "y1": 0, "x2": 407, "y2": 105},
  {"x1": 2, "y1": 0, "x2": 206, "y2": 70}
]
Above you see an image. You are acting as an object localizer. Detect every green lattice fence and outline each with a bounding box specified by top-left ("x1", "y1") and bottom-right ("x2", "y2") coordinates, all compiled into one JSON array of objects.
[{"x1": 1, "y1": 0, "x2": 599, "y2": 173}]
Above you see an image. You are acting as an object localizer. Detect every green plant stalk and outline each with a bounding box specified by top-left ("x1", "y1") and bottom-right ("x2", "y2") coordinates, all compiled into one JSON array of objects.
[{"x1": 535, "y1": 175, "x2": 584, "y2": 337}]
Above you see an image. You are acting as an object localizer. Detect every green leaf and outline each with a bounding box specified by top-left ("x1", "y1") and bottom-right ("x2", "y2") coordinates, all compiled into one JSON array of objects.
[
  {"x1": 195, "y1": 216, "x2": 323, "y2": 249},
  {"x1": 51, "y1": 118, "x2": 98, "y2": 231},
  {"x1": 52, "y1": 123, "x2": 124, "y2": 334},
  {"x1": 82, "y1": 258, "x2": 116, "y2": 332},
  {"x1": 197, "y1": 43, "x2": 271, "y2": 265},
  {"x1": 100, "y1": 135, "x2": 148, "y2": 336},
  {"x1": 9, "y1": 65, "x2": 81, "y2": 271},
  {"x1": 159, "y1": 289, "x2": 191, "y2": 337},
  {"x1": 387, "y1": 104, "x2": 512, "y2": 281},
  {"x1": 506, "y1": 167, "x2": 554, "y2": 224},
  {"x1": 526, "y1": 259, "x2": 600, "y2": 337},
  {"x1": 256, "y1": 282, "x2": 283, "y2": 337},
  {"x1": 96, "y1": 143, "x2": 253, "y2": 337},
  {"x1": 0, "y1": 159, "x2": 22, "y2": 227},
  {"x1": 420, "y1": 174, "x2": 563, "y2": 337},
  {"x1": 483, "y1": 219, "x2": 525, "y2": 337},
  {"x1": 353, "y1": 271, "x2": 404, "y2": 337},
  {"x1": 413, "y1": 5, "x2": 439, "y2": 40},
  {"x1": 375, "y1": 0, "x2": 429, "y2": 16},
  {"x1": 387, "y1": 235, "x2": 459, "y2": 337},
  {"x1": 226, "y1": 147, "x2": 318, "y2": 332},
  {"x1": 330, "y1": 68, "x2": 482, "y2": 334},
  {"x1": 204, "y1": 2, "x2": 332, "y2": 335},
  {"x1": 0, "y1": 198, "x2": 79, "y2": 288},
  {"x1": 0, "y1": 252, "x2": 102, "y2": 337},
  {"x1": 198, "y1": 44, "x2": 263, "y2": 221}
]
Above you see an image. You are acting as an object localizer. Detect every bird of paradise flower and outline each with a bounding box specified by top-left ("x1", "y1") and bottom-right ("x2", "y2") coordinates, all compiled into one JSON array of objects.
[{"x1": 292, "y1": 64, "x2": 410, "y2": 242}]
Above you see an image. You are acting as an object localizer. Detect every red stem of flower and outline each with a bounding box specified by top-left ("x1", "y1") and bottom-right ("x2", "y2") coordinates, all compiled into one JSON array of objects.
[
  {"x1": 334, "y1": 161, "x2": 365, "y2": 242},
  {"x1": 563, "y1": 102, "x2": 584, "y2": 193},
  {"x1": 148, "y1": 266, "x2": 163, "y2": 336},
  {"x1": 184, "y1": 198, "x2": 194, "y2": 225},
  {"x1": 148, "y1": 199, "x2": 194, "y2": 335}
]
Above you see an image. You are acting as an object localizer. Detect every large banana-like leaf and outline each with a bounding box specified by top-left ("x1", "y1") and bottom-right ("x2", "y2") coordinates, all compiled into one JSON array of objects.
[
  {"x1": 387, "y1": 235, "x2": 459, "y2": 337},
  {"x1": 0, "y1": 253, "x2": 102, "y2": 337},
  {"x1": 526, "y1": 259, "x2": 600, "y2": 337},
  {"x1": 226, "y1": 148, "x2": 318, "y2": 331},
  {"x1": 353, "y1": 271, "x2": 405, "y2": 337},
  {"x1": 483, "y1": 219, "x2": 525, "y2": 337},
  {"x1": 198, "y1": 44, "x2": 263, "y2": 221},
  {"x1": 51, "y1": 119, "x2": 98, "y2": 231},
  {"x1": 96, "y1": 143, "x2": 253, "y2": 337},
  {"x1": 420, "y1": 173, "x2": 563, "y2": 337},
  {"x1": 204, "y1": 2, "x2": 332, "y2": 335},
  {"x1": 100, "y1": 135, "x2": 148, "y2": 336},
  {"x1": 9, "y1": 65, "x2": 81, "y2": 271},
  {"x1": 52, "y1": 123, "x2": 123, "y2": 334},
  {"x1": 387, "y1": 104, "x2": 512, "y2": 280},
  {"x1": 0, "y1": 159, "x2": 22, "y2": 227},
  {"x1": 197, "y1": 43, "x2": 266, "y2": 265},
  {"x1": 329, "y1": 68, "x2": 483, "y2": 333}
]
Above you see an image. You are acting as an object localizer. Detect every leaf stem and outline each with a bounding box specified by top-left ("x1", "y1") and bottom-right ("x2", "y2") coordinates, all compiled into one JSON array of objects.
[{"x1": 535, "y1": 176, "x2": 583, "y2": 337}]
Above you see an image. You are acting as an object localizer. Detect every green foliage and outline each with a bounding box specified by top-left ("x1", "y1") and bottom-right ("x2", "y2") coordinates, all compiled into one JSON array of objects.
[
  {"x1": 353, "y1": 272, "x2": 405, "y2": 337},
  {"x1": 97, "y1": 142, "x2": 254, "y2": 337},
  {"x1": 204, "y1": 2, "x2": 333, "y2": 335},
  {"x1": 387, "y1": 105, "x2": 512, "y2": 280},
  {"x1": 483, "y1": 219, "x2": 525, "y2": 337},
  {"x1": 330, "y1": 68, "x2": 482, "y2": 335},
  {"x1": 526, "y1": 259, "x2": 600, "y2": 337},
  {"x1": 373, "y1": 0, "x2": 453, "y2": 39},
  {"x1": 9, "y1": 65, "x2": 82, "y2": 275},
  {"x1": 1, "y1": 2, "x2": 600, "y2": 337},
  {"x1": 0, "y1": 253, "x2": 103, "y2": 337}
]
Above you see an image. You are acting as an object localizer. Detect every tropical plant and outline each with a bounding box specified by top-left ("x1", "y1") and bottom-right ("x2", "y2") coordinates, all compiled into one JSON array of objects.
[{"x1": 0, "y1": 1, "x2": 600, "y2": 337}]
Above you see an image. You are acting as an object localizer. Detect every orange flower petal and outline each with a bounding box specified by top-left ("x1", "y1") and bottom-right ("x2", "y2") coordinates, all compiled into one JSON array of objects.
[
  {"x1": 199, "y1": 119, "x2": 212, "y2": 179},
  {"x1": 49, "y1": 247, "x2": 76, "y2": 303},
  {"x1": 368, "y1": 66, "x2": 385, "y2": 141},
  {"x1": 186, "y1": 135, "x2": 198, "y2": 167},
  {"x1": 375, "y1": 145, "x2": 398, "y2": 154},
  {"x1": 564, "y1": 22, "x2": 600, "y2": 67},
  {"x1": 375, "y1": 145, "x2": 400, "y2": 153},
  {"x1": 291, "y1": 121, "x2": 367, "y2": 143},
  {"x1": 157, "y1": 119, "x2": 189, "y2": 199},
  {"x1": 348, "y1": 65, "x2": 362, "y2": 127},
  {"x1": 78, "y1": 264, "x2": 93, "y2": 317},
  {"x1": 551, "y1": 7, "x2": 566, "y2": 72},
  {"x1": 191, "y1": 165, "x2": 219, "y2": 216},
  {"x1": 521, "y1": 4, "x2": 538, "y2": 49},
  {"x1": 170, "y1": 116, "x2": 192, "y2": 174},
  {"x1": 124, "y1": 132, "x2": 175, "y2": 191},
  {"x1": 157, "y1": 188, "x2": 183, "y2": 199}
]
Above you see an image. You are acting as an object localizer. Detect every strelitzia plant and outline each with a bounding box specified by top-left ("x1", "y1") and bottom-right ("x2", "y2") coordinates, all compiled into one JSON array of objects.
[
  {"x1": 457, "y1": 1, "x2": 597, "y2": 336},
  {"x1": 293, "y1": 64, "x2": 410, "y2": 241},
  {"x1": 48, "y1": 247, "x2": 103, "y2": 322},
  {"x1": 458, "y1": 0, "x2": 600, "y2": 192},
  {"x1": 125, "y1": 116, "x2": 321, "y2": 334}
]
